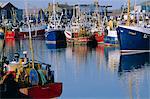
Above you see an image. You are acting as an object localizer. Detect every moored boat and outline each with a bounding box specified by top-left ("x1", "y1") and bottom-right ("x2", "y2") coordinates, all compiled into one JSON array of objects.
[
  {"x1": 45, "y1": 0, "x2": 66, "y2": 46},
  {"x1": 92, "y1": 27, "x2": 105, "y2": 44},
  {"x1": 117, "y1": 25, "x2": 150, "y2": 53},
  {"x1": 0, "y1": 52, "x2": 63, "y2": 98},
  {"x1": 0, "y1": 1, "x2": 63, "y2": 98},
  {"x1": 64, "y1": 28, "x2": 91, "y2": 44},
  {"x1": 19, "y1": 24, "x2": 46, "y2": 39},
  {"x1": 104, "y1": 19, "x2": 118, "y2": 45},
  {"x1": 45, "y1": 29, "x2": 66, "y2": 45},
  {"x1": 92, "y1": 29, "x2": 105, "y2": 44},
  {"x1": 116, "y1": 0, "x2": 150, "y2": 53},
  {"x1": 104, "y1": 30, "x2": 118, "y2": 45},
  {"x1": 5, "y1": 30, "x2": 15, "y2": 39}
]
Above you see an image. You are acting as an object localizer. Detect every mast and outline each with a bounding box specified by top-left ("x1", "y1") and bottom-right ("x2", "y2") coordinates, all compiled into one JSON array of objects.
[
  {"x1": 97, "y1": 0, "x2": 101, "y2": 28},
  {"x1": 94, "y1": 0, "x2": 101, "y2": 29},
  {"x1": 24, "y1": 0, "x2": 35, "y2": 69},
  {"x1": 133, "y1": 0, "x2": 136, "y2": 25},
  {"x1": 48, "y1": 3, "x2": 51, "y2": 23},
  {"x1": 126, "y1": 0, "x2": 130, "y2": 26},
  {"x1": 40, "y1": 9, "x2": 42, "y2": 23},
  {"x1": 53, "y1": 0, "x2": 56, "y2": 29},
  {"x1": 11, "y1": 8, "x2": 17, "y2": 25}
]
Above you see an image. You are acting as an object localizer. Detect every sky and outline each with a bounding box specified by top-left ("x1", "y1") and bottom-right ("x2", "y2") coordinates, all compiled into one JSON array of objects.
[{"x1": 1, "y1": 0, "x2": 149, "y2": 9}]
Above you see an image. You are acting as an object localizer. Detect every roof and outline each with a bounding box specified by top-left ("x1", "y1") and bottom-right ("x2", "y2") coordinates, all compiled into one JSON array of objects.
[
  {"x1": 0, "y1": 2, "x2": 9, "y2": 8},
  {"x1": 58, "y1": 4, "x2": 73, "y2": 9},
  {"x1": 0, "y1": 2, "x2": 17, "y2": 9}
]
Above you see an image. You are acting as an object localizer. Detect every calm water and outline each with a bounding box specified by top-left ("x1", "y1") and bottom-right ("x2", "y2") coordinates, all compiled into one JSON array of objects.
[{"x1": 0, "y1": 39, "x2": 150, "y2": 99}]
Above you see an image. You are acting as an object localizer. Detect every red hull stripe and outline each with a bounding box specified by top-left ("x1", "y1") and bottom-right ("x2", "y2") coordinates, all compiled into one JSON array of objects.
[{"x1": 66, "y1": 32, "x2": 71, "y2": 36}]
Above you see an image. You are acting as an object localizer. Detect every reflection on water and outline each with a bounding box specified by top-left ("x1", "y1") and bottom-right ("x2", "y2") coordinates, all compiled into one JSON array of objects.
[
  {"x1": 108, "y1": 50, "x2": 120, "y2": 72},
  {"x1": 118, "y1": 52, "x2": 150, "y2": 74},
  {"x1": 0, "y1": 39, "x2": 149, "y2": 99},
  {"x1": 46, "y1": 43, "x2": 67, "y2": 49},
  {"x1": 0, "y1": 40, "x2": 4, "y2": 54},
  {"x1": 1, "y1": 39, "x2": 23, "y2": 61},
  {"x1": 118, "y1": 53, "x2": 150, "y2": 99}
]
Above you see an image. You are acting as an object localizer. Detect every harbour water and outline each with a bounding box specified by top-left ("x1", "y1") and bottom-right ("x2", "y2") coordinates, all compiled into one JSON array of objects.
[{"x1": 0, "y1": 39, "x2": 150, "y2": 99}]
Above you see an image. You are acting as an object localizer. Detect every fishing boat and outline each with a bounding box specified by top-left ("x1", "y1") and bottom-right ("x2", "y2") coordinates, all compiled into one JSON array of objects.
[
  {"x1": 64, "y1": 2, "x2": 104, "y2": 45},
  {"x1": 104, "y1": 17, "x2": 118, "y2": 45},
  {"x1": 45, "y1": 29, "x2": 66, "y2": 45},
  {"x1": 64, "y1": 5, "x2": 86, "y2": 44},
  {"x1": 116, "y1": 0, "x2": 150, "y2": 53},
  {"x1": 1, "y1": 7, "x2": 18, "y2": 39},
  {"x1": 5, "y1": 29, "x2": 15, "y2": 39},
  {"x1": 101, "y1": 6, "x2": 118, "y2": 45},
  {"x1": 0, "y1": 55, "x2": 63, "y2": 98},
  {"x1": 0, "y1": 1, "x2": 63, "y2": 98},
  {"x1": 104, "y1": 30, "x2": 118, "y2": 45},
  {"x1": 91, "y1": 0, "x2": 105, "y2": 44},
  {"x1": 64, "y1": 25, "x2": 91, "y2": 44},
  {"x1": 18, "y1": 7, "x2": 47, "y2": 39},
  {"x1": 45, "y1": 0, "x2": 66, "y2": 46},
  {"x1": 19, "y1": 24, "x2": 46, "y2": 39},
  {"x1": 117, "y1": 25, "x2": 150, "y2": 52}
]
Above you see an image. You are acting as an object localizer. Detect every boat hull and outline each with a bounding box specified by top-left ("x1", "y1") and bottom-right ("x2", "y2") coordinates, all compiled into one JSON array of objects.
[
  {"x1": 104, "y1": 30, "x2": 118, "y2": 45},
  {"x1": 19, "y1": 29, "x2": 45, "y2": 39},
  {"x1": 28, "y1": 82, "x2": 62, "y2": 98},
  {"x1": 117, "y1": 26, "x2": 150, "y2": 52},
  {"x1": 45, "y1": 30, "x2": 66, "y2": 45},
  {"x1": 64, "y1": 31, "x2": 104, "y2": 44},
  {"x1": 64, "y1": 31, "x2": 90, "y2": 44},
  {"x1": 94, "y1": 32, "x2": 104, "y2": 43},
  {"x1": 5, "y1": 31, "x2": 15, "y2": 39}
]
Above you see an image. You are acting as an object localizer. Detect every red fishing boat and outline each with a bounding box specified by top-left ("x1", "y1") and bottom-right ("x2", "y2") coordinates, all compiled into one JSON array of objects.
[
  {"x1": 94, "y1": 32, "x2": 104, "y2": 43},
  {"x1": 5, "y1": 30, "x2": 15, "y2": 39},
  {"x1": 21, "y1": 66, "x2": 63, "y2": 98},
  {"x1": 1, "y1": 61, "x2": 63, "y2": 98}
]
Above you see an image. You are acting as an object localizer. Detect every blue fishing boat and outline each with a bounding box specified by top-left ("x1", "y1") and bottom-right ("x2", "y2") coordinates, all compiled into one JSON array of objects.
[
  {"x1": 45, "y1": 29, "x2": 66, "y2": 45},
  {"x1": 104, "y1": 30, "x2": 118, "y2": 45},
  {"x1": 117, "y1": 26, "x2": 150, "y2": 52},
  {"x1": 116, "y1": 0, "x2": 150, "y2": 53},
  {"x1": 45, "y1": 0, "x2": 66, "y2": 46}
]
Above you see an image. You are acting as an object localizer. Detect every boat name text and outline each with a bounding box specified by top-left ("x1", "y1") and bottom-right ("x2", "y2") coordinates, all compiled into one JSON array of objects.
[
  {"x1": 143, "y1": 34, "x2": 149, "y2": 39},
  {"x1": 128, "y1": 32, "x2": 136, "y2": 35}
]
